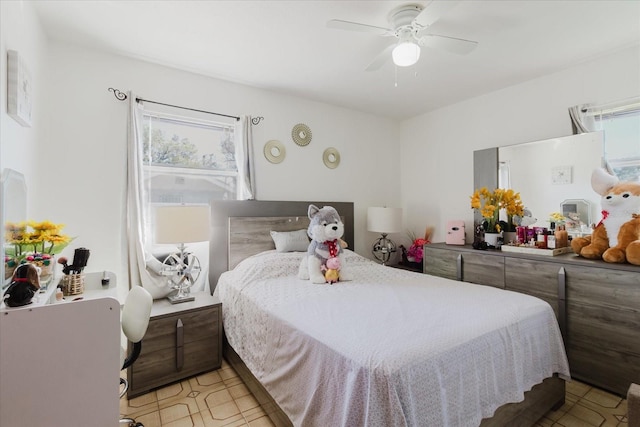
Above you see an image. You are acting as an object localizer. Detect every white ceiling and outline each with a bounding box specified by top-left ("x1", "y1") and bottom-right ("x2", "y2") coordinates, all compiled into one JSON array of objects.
[{"x1": 32, "y1": 1, "x2": 640, "y2": 120}]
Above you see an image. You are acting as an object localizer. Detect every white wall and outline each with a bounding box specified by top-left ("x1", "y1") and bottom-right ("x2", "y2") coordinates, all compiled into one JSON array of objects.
[
  {"x1": 25, "y1": 41, "x2": 400, "y2": 292},
  {"x1": 400, "y1": 45, "x2": 640, "y2": 244},
  {"x1": 0, "y1": 1, "x2": 48, "y2": 214}
]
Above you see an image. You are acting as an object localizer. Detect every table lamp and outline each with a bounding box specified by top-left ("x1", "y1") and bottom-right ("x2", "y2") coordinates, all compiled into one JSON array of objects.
[
  {"x1": 367, "y1": 206, "x2": 402, "y2": 265},
  {"x1": 155, "y1": 205, "x2": 210, "y2": 304}
]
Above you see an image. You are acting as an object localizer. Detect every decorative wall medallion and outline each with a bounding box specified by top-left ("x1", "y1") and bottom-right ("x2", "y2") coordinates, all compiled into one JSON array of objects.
[
  {"x1": 323, "y1": 147, "x2": 340, "y2": 169},
  {"x1": 291, "y1": 123, "x2": 312, "y2": 146},
  {"x1": 264, "y1": 140, "x2": 286, "y2": 164}
]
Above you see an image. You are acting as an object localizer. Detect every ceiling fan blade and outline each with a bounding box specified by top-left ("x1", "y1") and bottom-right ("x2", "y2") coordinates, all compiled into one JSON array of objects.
[
  {"x1": 414, "y1": 0, "x2": 461, "y2": 28},
  {"x1": 327, "y1": 19, "x2": 393, "y2": 36},
  {"x1": 365, "y1": 44, "x2": 395, "y2": 71},
  {"x1": 418, "y1": 34, "x2": 478, "y2": 55}
]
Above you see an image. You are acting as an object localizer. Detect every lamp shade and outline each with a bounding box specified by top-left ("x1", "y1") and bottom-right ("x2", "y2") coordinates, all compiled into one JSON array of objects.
[
  {"x1": 155, "y1": 205, "x2": 211, "y2": 244},
  {"x1": 367, "y1": 207, "x2": 403, "y2": 233}
]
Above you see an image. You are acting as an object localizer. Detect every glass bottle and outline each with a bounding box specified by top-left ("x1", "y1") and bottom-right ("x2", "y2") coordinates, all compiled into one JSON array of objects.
[
  {"x1": 547, "y1": 230, "x2": 556, "y2": 249},
  {"x1": 555, "y1": 225, "x2": 568, "y2": 248}
]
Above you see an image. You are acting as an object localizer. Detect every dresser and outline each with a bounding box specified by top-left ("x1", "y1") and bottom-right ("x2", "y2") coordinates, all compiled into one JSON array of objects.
[
  {"x1": 423, "y1": 243, "x2": 640, "y2": 397},
  {"x1": 127, "y1": 292, "x2": 222, "y2": 397}
]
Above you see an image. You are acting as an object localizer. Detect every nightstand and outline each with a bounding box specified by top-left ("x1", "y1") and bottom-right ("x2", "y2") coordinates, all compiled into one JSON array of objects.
[
  {"x1": 127, "y1": 291, "x2": 222, "y2": 398},
  {"x1": 389, "y1": 262, "x2": 423, "y2": 273}
]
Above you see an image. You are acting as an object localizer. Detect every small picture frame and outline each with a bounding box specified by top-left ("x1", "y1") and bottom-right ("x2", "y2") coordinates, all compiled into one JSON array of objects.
[
  {"x1": 551, "y1": 165, "x2": 572, "y2": 185},
  {"x1": 7, "y1": 50, "x2": 33, "y2": 127}
]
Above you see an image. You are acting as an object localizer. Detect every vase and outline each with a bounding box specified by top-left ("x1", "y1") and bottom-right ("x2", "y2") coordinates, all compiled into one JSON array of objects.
[{"x1": 484, "y1": 232, "x2": 501, "y2": 247}]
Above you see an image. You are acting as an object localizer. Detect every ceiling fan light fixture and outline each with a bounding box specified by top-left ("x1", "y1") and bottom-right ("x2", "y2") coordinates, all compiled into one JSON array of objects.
[{"x1": 392, "y1": 41, "x2": 420, "y2": 67}]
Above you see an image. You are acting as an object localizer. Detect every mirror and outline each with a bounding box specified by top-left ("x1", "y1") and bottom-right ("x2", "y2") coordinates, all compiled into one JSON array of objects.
[
  {"x1": 560, "y1": 199, "x2": 592, "y2": 235},
  {"x1": 486, "y1": 132, "x2": 604, "y2": 234},
  {"x1": 1, "y1": 169, "x2": 27, "y2": 285}
]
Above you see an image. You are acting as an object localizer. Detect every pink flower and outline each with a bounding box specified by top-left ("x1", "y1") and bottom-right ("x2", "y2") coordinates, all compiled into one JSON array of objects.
[
  {"x1": 407, "y1": 243, "x2": 424, "y2": 263},
  {"x1": 413, "y1": 238, "x2": 428, "y2": 247}
]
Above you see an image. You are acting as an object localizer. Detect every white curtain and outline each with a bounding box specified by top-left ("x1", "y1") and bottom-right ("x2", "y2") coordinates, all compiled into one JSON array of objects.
[
  {"x1": 568, "y1": 103, "x2": 597, "y2": 134},
  {"x1": 126, "y1": 94, "x2": 212, "y2": 298},
  {"x1": 126, "y1": 92, "x2": 171, "y2": 299},
  {"x1": 235, "y1": 115, "x2": 256, "y2": 200}
]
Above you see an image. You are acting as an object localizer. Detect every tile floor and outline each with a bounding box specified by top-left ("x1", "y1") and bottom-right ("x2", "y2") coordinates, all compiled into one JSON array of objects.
[{"x1": 121, "y1": 362, "x2": 629, "y2": 427}]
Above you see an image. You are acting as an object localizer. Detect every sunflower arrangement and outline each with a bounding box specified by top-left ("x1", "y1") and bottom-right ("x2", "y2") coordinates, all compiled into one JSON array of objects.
[
  {"x1": 470, "y1": 187, "x2": 525, "y2": 233},
  {"x1": 5, "y1": 220, "x2": 72, "y2": 259}
]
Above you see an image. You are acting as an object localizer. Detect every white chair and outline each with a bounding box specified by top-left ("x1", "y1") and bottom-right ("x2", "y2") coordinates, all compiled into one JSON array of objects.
[{"x1": 119, "y1": 286, "x2": 153, "y2": 427}]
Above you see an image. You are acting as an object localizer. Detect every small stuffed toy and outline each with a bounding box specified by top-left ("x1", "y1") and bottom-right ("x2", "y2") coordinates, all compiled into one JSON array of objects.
[
  {"x1": 3, "y1": 263, "x2": 41, "y2": 307},
  {"x1": 322, "y1": 256, "x2": 341, "y2": 284},
  {"x1": 571, "y1": 168, "x2": 640, "y2": 265},
  {"x1": 513, "y1": 208, "x2": 537, "y2": 227},
  {"x1": 298, "y1": 204, "x2": 351, "y2": 283}
]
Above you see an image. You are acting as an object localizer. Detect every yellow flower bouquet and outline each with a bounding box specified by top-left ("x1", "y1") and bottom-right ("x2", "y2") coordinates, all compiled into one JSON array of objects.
[
  {"x1": 470, "y1": 187, "x2": 525, "y2": 233},
  {"x1": 5, "y1": 220, "x2": 73, "y2": 278},
  {"x1": 548, "y1": 212, "x2": 566, "y2": 227},
  {"x1": 6, "y1": 220, "x2": 72, "y2": 257}
]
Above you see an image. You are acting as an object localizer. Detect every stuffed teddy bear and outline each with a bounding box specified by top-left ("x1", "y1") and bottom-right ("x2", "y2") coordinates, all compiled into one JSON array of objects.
[
  {"x1": 571, "y1": 168, "x2": 640, "y2": 265},
  {"x1": 298, "y1": 204, "x2": 351, "y2": 283},
  {"x1": 322, "y1": 256, "x2": 341, "y2": 284}
]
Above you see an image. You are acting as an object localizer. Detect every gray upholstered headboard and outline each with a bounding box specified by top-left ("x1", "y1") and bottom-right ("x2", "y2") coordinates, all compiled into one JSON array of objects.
[{"x1": 208, "y1": 200, "x2": 354, "y2": 291}]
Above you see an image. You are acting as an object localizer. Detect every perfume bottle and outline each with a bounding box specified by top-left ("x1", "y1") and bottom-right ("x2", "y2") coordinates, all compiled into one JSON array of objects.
[
  {"x1": 555, "y1": 225, "x2": 568, "y2": 248},
  {"x1": 547, "y1": 230, "x2": 556, "y2": 249},
  {"x1": 536, "y1": 228, "x2": 547, "y2": 249}
]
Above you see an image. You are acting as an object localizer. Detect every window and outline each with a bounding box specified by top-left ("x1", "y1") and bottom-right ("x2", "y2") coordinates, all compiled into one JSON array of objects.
[
  {"x1": 142, "y1": 112, "x2": 237, "y2": 204},
  {"x1": 138, "y1": 109, "x2": 238, "y2": 293},
  {"x1": 127, "y1": 98, "x2": 253, "y2": 296},
  {"x1": 590, "y1": 99, "x2": 640, "y2": 181}
]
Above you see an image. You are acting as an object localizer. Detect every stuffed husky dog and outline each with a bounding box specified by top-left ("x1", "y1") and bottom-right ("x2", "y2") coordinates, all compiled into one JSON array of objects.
[{"x1": 298, "y1": 204, "x2": 351, "y2": 283}]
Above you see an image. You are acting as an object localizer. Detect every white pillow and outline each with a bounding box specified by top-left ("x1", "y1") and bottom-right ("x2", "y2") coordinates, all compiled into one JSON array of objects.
[{"x1": 270, "y1": 229, "x2": 309, "y2": 252}]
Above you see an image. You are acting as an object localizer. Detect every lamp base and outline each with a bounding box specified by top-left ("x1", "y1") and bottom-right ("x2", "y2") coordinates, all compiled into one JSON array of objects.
[
  {"x1": 372, "y1": 233, "x2": 397, "y2": 266},
  {"x1": 167, "y1": 292, "x2": 195, "y2": 304}
]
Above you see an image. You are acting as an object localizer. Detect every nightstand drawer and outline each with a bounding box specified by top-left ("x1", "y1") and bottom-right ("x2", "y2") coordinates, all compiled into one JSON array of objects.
[
  {"x1": 131, "y1": 337, "x2": 220, "y2": 391},
  {"x1": 127, "y1": 292, "x2": 222, "y2": 398},
  {"x1": 143, "y1": 306, "x2": 219, "y2": 353}
]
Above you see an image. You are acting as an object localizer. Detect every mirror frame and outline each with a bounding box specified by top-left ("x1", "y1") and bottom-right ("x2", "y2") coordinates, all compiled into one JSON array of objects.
[{"x1": 1, "y1": 169, "x2": 27, "y2": 288}]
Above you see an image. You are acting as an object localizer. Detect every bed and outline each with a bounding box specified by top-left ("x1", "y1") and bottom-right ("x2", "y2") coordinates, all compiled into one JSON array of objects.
[{"x1": 210, "y1": 200, "x2": 570, "y2": 427}]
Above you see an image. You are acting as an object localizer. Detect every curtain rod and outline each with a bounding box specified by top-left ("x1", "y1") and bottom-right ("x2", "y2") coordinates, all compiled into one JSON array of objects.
[
  {"x1": 108, "y1": 87, "x2": 264, "y2": 125},
  {"x1": 580, "y1": 95, "x2": 640, "y2": 113},
  {"x1": 135, "y1": 97, "x2": 240, "y2": 121}
]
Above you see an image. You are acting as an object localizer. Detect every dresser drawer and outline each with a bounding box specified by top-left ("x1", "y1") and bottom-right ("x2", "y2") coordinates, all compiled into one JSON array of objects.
[
  {"x1": 461, "y1": 252, "x2": 505, "y2": 289},
  {"x1": 567, "y1": 300, "x2": 640, "y2": 395},
  {"x1": 564, "y1": 264, "x2": 640, "y2": 311},
  {"x1": 423, "y1": 246, "x2": 459, "y2": 280},
  {"x1": 505, "y1": 257, "x2": 560, "y2": 318}
]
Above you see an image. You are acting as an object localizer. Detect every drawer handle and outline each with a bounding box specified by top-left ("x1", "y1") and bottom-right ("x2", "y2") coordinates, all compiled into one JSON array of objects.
[
  {"x1": 176, "y1": 318, "x2": 184, "y2": 371},
  {"x1": 557, "y1": 267, "x2": 567, "y2": 340}
]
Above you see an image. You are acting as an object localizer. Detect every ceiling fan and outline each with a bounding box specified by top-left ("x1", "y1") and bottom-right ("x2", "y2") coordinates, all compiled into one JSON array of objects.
[{"x1": 327, "y1": 1, "x2": 478, "y2": 71}]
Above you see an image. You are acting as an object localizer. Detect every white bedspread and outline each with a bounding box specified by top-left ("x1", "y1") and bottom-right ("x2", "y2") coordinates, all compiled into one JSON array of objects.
[{"x1": 215, "y1": 250, "x2": 570, "y2": 427}]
